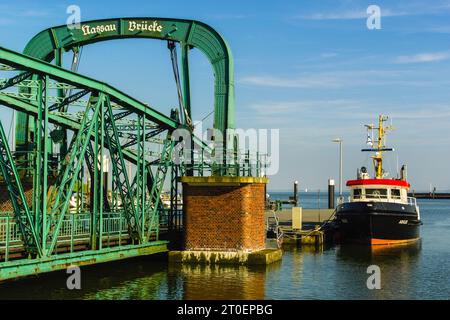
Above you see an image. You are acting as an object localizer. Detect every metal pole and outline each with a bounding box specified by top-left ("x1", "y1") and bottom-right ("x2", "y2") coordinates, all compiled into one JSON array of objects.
[
  {"x1": 339, "y1": 140, "x2": 343, "y2": 197},
  {"x1": 42, "y1": 75, "x2": 50, "y2": 255},
  {"x1": 317, "y1": 189, "x2": 321, "y2": 222},
  {"x1": 5, "y1": 217, "x2": 10, "y2": 262},
  {"x1": 333, "y1": 138, "x2": 343, "y2": 199},
  {"x1": 99, "y1": 102, "x2": 104, "y2": 250},
  {"x1": 141, "y1": 115, "x2": 146, "y2": 241},
  {"x1": 70, "y1": 212, "x2": 74, "y2": 253}
]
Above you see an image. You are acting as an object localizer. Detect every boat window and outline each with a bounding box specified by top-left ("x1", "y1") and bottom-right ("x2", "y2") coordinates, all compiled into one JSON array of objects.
[
  {"x1": 365, "y1": 188, "x2": 388, "y2": 198},
  {"x1": 353, "y1": 189, "x2": 362, "y2": 199},
  {"x1": 391, "y1": 189, "x2": 401, "y2": 199}
]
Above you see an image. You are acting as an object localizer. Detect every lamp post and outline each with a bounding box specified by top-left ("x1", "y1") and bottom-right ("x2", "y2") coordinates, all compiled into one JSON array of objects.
[{"x1": 332, "y1": 138, "x2": 343, "y2": 200}]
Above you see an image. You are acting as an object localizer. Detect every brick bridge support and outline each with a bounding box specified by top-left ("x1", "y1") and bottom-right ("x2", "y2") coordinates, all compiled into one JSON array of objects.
[{"x1": 169, "y1": 176, "x2": 282, "y2": 265}]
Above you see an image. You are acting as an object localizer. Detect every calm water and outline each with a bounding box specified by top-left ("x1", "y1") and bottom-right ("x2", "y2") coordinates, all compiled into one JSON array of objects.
[{"x1": 1, "y1": 193, "x2": 449, "y2": 300}]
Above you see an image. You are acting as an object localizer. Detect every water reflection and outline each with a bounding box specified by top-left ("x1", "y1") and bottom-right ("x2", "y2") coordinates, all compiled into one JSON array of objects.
[
  {"x1": 84, "y1": 270, "x2": 169, "y2": 300},
  {"x1": 0, "y1": 239, "x2": 436, "y2": 300},
  {"x1": 0, "y1": 256, "x2": 170, "y2": 300},
  {"x1": 0, "y1": 255, "x2": 284, "y2": 300},
  {"x1": 335, "y1": 241, "x2": 422, "y2": 299},
  {"x1": 168, "y1": 262, "x2": 282, "y2": 300}
]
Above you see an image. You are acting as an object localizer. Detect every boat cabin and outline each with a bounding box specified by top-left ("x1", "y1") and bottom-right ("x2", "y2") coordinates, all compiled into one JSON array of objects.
[{"x1": 347, "y1": 178, "x2": 410, "y2": 204}]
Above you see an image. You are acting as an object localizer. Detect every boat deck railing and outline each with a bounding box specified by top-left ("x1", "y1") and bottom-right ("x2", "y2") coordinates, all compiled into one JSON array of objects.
[
  {"x1": 341, "y1": 195, "x2": 418, "y2": 206},
  {"x1": 407, "y1": 196, "x2": 417, "y2": 206}
]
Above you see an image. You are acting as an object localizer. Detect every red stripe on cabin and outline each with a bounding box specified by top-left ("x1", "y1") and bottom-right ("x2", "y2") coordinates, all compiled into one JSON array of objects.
[{"x1": 346, "y1": 179, "x2": 410, "y2": 188}]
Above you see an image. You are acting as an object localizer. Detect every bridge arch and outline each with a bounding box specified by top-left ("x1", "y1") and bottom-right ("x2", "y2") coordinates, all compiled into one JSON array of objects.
[{"x1": 16, "y1": 17, "x2": 235, "y2": 147}]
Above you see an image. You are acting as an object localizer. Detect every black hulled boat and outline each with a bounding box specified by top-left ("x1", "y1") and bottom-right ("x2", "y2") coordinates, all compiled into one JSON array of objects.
[{"x1": 336, "y1": 115, "x2": 422, "y2": 245}]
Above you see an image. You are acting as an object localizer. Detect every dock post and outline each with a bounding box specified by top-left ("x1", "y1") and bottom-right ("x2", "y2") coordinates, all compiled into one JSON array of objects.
[
  {"x1": 294, "y1": 180, "x2": 298, "y2": 206},
  {"x1": 328, "y1": 179, "x2": 335, "y2": 209}
]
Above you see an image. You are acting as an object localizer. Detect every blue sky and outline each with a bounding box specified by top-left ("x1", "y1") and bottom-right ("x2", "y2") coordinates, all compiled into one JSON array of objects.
[{"x1": 1, "y1": 0, "x2": 450, "y2": 191}]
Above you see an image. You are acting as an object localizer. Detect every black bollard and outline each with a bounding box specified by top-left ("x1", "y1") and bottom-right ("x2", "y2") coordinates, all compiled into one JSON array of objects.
[
  {"x1": 294, "y1": 180, "x2": 298, "y2": 206},
  {"x1": 328, "y1": 179, "x2": 335, "y2": 209}
]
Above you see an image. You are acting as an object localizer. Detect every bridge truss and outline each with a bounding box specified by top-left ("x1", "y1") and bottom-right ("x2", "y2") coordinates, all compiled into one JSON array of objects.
[
  {"x1": 0, "y1": 18, "x2": 264, "y2": 281},
  {"x1": 0, "y1": 46, "x2": 187, "y2": 279}
]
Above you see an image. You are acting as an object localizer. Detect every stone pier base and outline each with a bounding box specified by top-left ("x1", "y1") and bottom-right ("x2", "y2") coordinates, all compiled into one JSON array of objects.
[{"x1": 169, "y1": 249, "x2": 282, "y2": 265}]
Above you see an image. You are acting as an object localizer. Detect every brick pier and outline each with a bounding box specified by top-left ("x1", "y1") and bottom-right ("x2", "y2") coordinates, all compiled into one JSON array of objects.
[{"x1": 169, "y1": 176, "x2": 282, "y2": 265}]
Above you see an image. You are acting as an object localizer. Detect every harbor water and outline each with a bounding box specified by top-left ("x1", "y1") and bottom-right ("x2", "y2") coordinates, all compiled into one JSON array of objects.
[{"x1": 0, "y1": 192, "x2": 449, "y2": 300}]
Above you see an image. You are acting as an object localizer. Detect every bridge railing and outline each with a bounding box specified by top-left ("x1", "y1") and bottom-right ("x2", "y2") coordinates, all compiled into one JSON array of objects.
[
  {"x1": 184, "y1": 149, "x2": 270, "y2": 178},
  {"x1": 11, "y1": 150, "x2": 60, "y2": 177},
  {"x1": 0, "y1": 212, "x2": 130, "y2": 262},
  {"x1": 0, "y1": 213, "x2": 23, "y2": 250}
]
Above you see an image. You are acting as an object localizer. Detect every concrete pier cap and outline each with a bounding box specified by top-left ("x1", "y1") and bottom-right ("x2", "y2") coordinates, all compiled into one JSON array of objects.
[
  {"x1": 169, "y1": 176, "x2": 282, "y2": 265},
  {"x1": 180, "y1": 176, "x2": 269, "y2": 186}
]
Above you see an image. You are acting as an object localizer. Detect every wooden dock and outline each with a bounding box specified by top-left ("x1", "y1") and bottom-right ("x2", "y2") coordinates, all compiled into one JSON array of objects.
[
  {"x1": 265, "y1": 208, "x2": 335, "y2": 246},
  {"x1": 280, "y1": 226, "x2": 326, "y2": 245},
  {"x1": 265, "y1": 208, "x2": 334, "y2": 224}
]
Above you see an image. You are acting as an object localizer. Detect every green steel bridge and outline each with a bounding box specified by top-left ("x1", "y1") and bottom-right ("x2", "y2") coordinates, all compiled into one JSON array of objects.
[{"x1": 0, "y1": 18, "x2": 263, "y2": 281}]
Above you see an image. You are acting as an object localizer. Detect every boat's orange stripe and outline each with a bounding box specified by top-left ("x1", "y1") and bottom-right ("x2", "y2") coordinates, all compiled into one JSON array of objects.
[{"x1": 371, "y1": 238, "x2": 420, "y2": 245}]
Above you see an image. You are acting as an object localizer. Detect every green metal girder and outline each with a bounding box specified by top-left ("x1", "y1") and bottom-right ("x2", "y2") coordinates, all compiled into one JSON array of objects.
[
  {"x1": 33, "y1": 75, "x2": 49, "y2": 251},
  {"x1": 120, "y1": 128, "x2": 165, "y2": 149},
  {"x1": 136, "y1": 114, "x2": 146, "y2": 239},
  {"x1": 0, "y1": 241, "x2": 168, "y2": 282},
  {"x1": 48, "y1": 89, "x2": 90, "y2": 111},
  {"x1": 0, "y1": 72, "x2": 32, "y2": 91}
]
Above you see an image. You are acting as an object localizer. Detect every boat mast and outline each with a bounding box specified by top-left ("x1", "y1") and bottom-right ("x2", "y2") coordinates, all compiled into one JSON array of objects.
[
  {"x1": 374, "y1": 115, "x2": 383, "y2": 178},
  {"x1": 372, "y1": 115, "x2": 391, "y2": 178},
  {"x1": 362, "y1": 115, "x2": 393, "y2": 179}
]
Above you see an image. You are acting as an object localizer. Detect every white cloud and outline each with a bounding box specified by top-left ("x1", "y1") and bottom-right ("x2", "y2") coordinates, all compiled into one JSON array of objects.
[
  {"x1": 395, "y1": 52, "x2": 450, "y2": 64},
  {"x1": 206, "y1": 13, "x2": 246, "y2": 20},
  {"x1": 19, "y1": 10, "x2": 49, "y2": 17},
  {"x1": 352, "y1": 107, "x2": 450, "y2": 120},
  {"x1": 298, "y1": 11, "x2": 366, "y2": 20},
  {"x1": 0, "y1": 18, "x2": 14, "y2": 26},
  {"x1": 428, "y1": 26, "x2": 450, "y2": 34},
  {"x1": 0, "y1": 7, "x2": 50, "y2": 25},
  {"x1": 239, "y1": 69, "x2": 441, "y2": 89},
  {"x1": 240, "y1": 100, "x2": 450, "y2": 127},
  {"x1": 294, "y1": 2, "x2": 450, "y2": 21},
  {"x1": 321, "y1": 53, "x2": 338, "y2": 58},
  {"x1": 248, "y1": 99, "x2": 360, "y2": 115},
  {"x1": 239, "y1": 75, "x2": 341, "y2": 88},
  {"x1": 295, "y1": 8, "x2": 411, "y2": 20}
]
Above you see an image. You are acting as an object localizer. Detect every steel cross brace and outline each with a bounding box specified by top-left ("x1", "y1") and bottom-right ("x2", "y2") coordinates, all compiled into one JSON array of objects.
[
  {"x1": 103, "y1": 95, "x2": 142, "y2": 243},
  {"x1": 43, "y1": 93, "x2": 103, "y2": 256},
  {"x1": 0, "y1": 121, "x2": 42, "y2": 256},
  {"x1": 145, "y1": 137, "x2": 176, "y2": 241}
]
